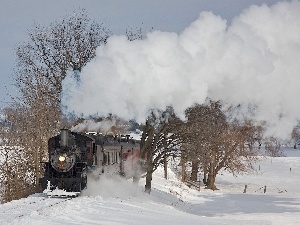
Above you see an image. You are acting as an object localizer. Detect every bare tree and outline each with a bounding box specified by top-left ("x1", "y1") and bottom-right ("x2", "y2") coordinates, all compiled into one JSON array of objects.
[
  {"x1": 0, "y1": 9, "x2": 112, "y2": 201},
  {"x1": 16, "y1": 9, "x2": 111, "y2": 99},
  {"x1": 292, "y1": 124, "x2": 300, "y2": 149},
  {"x1": 179, "y1": 101, "x2": 261, "y2": 190},
  {"x1": 140, "y1": 107, "x2": 181, "y2": 194},
  {"x1": 264, "y1": 137, "x2": 283, "y2": 157},
  {"x1": 0, "y1": 108, "x2": 35, "y2": 203},
  {"x1": 126, "y1": 26, "x2": 143, "y2": 41}
]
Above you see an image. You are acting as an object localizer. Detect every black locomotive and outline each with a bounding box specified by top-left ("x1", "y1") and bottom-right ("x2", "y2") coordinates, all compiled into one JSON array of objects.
[{"x1": 40, "y1": 129, "x2": 141, "y2": 196}]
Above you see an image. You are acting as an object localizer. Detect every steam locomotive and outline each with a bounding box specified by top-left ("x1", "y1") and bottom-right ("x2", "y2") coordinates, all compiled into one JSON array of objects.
[{"x1": 40, "y1": 129, "x2": 141, "y2": 197}]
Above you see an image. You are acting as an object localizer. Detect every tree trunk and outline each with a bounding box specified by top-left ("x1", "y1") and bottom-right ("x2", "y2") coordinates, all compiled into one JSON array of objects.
[
  {"x1": 202, "y1": 166, "x2": 208, "y2": 185},
  {"x1": 35, "y1": 147, "x2": 40, "y2": 186},
  {"x1": 164, "y1": 151, "x2": 168, "y2": 179},
  {"x1": 206, "y1": 172, "x2": 217, "y2": 190},
  {"x1": 180, "y1": 153, "x2": 186, "y2": 182},
  {"x1": 144, "y1": 163, "x2": 153, "y2": 194},
  {"x1": 206, "y1": 152, "x2": 218, "y2": 190},
  {"x1": 190, "y1": 159, "x2": 199, "y2": 181}
]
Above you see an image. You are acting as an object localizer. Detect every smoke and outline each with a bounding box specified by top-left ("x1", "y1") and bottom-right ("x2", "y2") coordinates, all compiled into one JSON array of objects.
[
  {"x1": 71, "y1": 119, "x2": 116, "y2": 133},
  {"x1": 82, "y1": 171, "x2": 143, "y2": 198},
  {"x1": 64, "y1": 1, "x2": 300, "y2": 138}
]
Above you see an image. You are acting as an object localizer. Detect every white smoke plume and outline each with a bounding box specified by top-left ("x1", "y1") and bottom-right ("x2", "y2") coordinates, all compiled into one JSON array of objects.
[
  {"x1": 64, "y1": 1, "x2": 300, "y2": 138},
  {"x1": 82, "y1": 173, "x2": 143, "y2": 198},
  {"x1": 71, "y1": 119, "x2": 116, "y2": 133}
]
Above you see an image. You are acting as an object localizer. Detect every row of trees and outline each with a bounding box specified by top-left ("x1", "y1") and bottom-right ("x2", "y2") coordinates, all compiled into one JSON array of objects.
[
  {"x1": 140, "y1": 99, "x2": 296, "y2": 193},
  {"x1": 139, "y1": 102, "x2": 264, "y2": 193},
  {"x1": 0, "y1": 9, "x2": 294, "y2": 202}
]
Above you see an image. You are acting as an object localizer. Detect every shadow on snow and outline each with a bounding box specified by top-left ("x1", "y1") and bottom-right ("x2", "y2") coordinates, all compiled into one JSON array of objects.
[{"x1": 151, "y1": 188, "x2": 300, "y2": 217}]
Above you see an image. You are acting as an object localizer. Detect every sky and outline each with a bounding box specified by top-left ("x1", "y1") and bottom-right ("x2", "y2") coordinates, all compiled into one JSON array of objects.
[{"x1": 0, "y1": 0, "x2": 291, "y2": 107}]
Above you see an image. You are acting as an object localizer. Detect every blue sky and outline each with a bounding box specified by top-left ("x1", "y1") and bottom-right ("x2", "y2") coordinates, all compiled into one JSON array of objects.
[{"x1": 0, "y1": 0, "x2": 290, "y2": 108}]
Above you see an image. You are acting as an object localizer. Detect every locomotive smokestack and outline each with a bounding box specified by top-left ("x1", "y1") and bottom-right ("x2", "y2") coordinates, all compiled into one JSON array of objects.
[{"x1": 60, "y1": 129, "x2": 70, "y2": 147}]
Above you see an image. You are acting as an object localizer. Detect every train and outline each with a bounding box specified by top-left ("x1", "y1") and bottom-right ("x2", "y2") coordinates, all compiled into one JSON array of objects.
[{"x1": 39, "y1": 129, "x2": 142, "y2": 197}]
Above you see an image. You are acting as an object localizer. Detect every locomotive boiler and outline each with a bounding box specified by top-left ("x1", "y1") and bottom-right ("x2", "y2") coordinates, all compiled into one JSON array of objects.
[{"x1": 40, "y1": 129, "x2": 141, "y2": 197}]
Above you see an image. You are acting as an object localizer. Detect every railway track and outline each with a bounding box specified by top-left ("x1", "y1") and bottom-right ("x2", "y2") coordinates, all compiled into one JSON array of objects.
[
  {"x1": 0, "y1": 195, "x2": 73, "y2": 224},
  {"x1": 0, "y1": 197, "x2": 47, "y2": 214}
]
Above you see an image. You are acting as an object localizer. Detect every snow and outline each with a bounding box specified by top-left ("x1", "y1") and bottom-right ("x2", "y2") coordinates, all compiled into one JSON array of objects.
[{"x1": 1, "y1": 148, "x2": 300, "y2": 224}]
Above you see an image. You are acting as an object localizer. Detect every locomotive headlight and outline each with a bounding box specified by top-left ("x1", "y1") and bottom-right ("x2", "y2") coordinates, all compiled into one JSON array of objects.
[{"x1": 58, "y1": 155, "x2": 66, "y2": 162}]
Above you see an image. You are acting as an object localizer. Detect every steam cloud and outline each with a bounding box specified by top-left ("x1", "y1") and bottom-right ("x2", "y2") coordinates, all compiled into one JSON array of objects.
[
  {"x1": 82, "y1": 172, "x2": 143, "y2": 198},
  {"x1": 64, "y1": 1, "x2": 300, "y2": 138},
  {"x1": 71, "y1": 119, "x2": 116, "y2": 133}
]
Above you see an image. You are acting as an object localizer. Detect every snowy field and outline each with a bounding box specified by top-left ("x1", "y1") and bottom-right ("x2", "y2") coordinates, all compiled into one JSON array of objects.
[{"x1": 0, "y1": 148, "x2": 300, "y2": 225}]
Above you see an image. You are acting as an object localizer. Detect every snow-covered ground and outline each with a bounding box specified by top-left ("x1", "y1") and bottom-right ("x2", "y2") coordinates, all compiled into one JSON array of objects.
[{"x1": 1, "y1": 148, "x2": 300, "y2": 225}]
